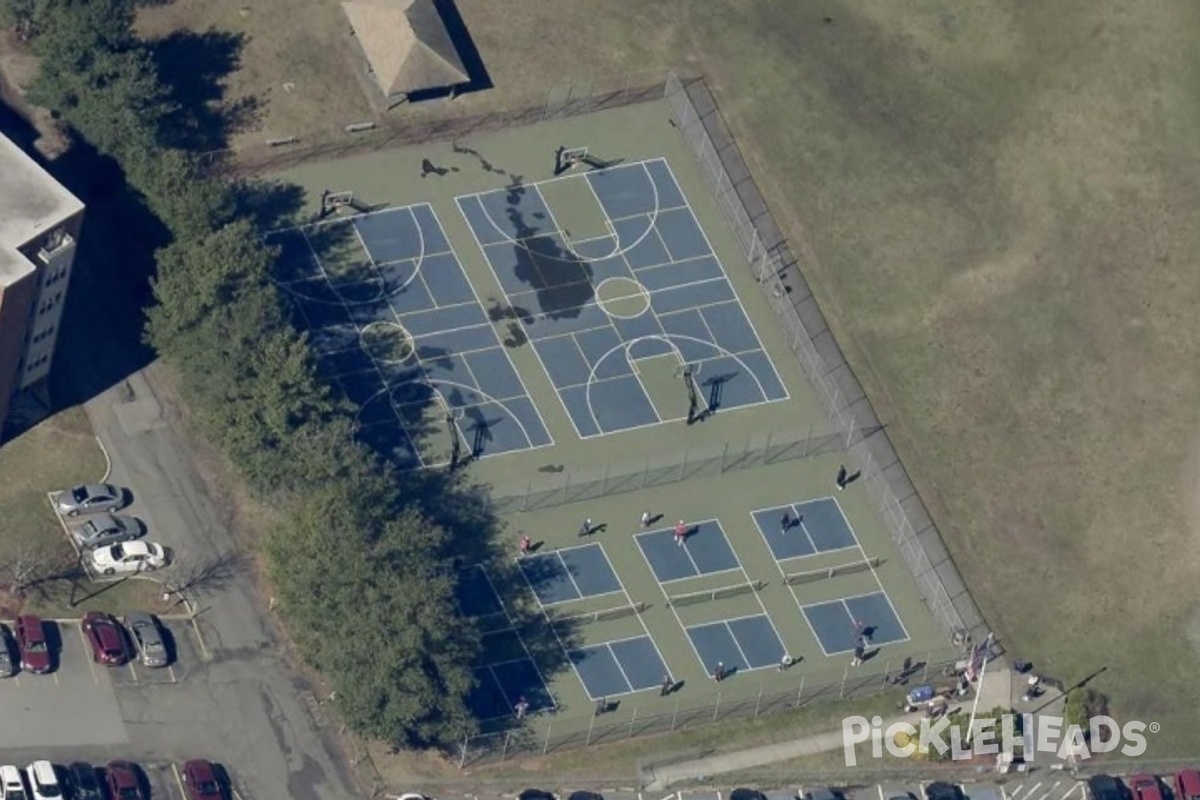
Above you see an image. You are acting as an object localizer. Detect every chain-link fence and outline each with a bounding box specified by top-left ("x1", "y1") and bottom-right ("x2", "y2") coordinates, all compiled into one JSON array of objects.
[
  {"x1": 458, "y1": 648, "x2": 961, "y2": 768},
  {"x1": 663, "y1": 73, "x2": 989, "y2": 648},
  {"x1": 489, "y1": 424, "x2": 850, "y2": 514},
  {"x1": 201, "y1": 72, "x2": 673, "y2": 179}
]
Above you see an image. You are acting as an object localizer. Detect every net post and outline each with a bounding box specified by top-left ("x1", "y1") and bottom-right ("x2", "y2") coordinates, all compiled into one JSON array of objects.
[{"x1": 543, "y1": 722, "x2": 552, "y2": 755}]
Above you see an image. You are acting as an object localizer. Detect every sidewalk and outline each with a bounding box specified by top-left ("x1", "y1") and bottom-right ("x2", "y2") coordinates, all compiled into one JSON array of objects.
[{"x1": 644, "y1": 666, "x2": 1015, "y2": 790}]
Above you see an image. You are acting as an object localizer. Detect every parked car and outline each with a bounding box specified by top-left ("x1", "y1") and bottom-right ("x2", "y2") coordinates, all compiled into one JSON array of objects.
[
  {"x1": 90, "y1": 541, "x2": 167, "y2": 575},
  {"x1": 729, "y1": 790, "x2": 767, "y2": 800},
  {"x1": 0, "y1": 624, "x2": 15, "y2": 678},
  {"x1": 180, "y1": 760, "x2": 223, "y2": 800},
  {"x1": 81, "y1": 612, "x2": 128, "y2": 666},
  {"x1": 0, "y1": 766, "x2": 28, "y2": 800},
  {"x1": 125, "y1": 612, "x2": 168, "y2": 668},
  {"x1": 806, "y1": 789, "x2": 845, "y2": 800},
  {"x1": 14, "y1": 616, "x2": 50, "y2": 674},
  {"x1": 518, "y1": 790, "x2": 556, "y2": 800},
  {"x1": 1128, "y1": 776, "x2": 1163, "y2": 800},
  {"x1": 64, "y1": 764, "x2": 102, "y2": 800},
  {"x1": 104, "y1": 762, "x2": 142, "y2": 800},
  {"x1": 925, "y1": 784, "x2": 961, "y2": 800},
  {"x1": 24, "y1": 763, "x2": 60, "y2": 800},
  {"x1": 72, "y1": 514, "x2": 142, "y2": 550},
  {"x1": 1088, "y1": 775, "x2": 1126, "y2": 800},
  {"x1": 54, "y1": 484, "x2": 125, "y2": 517},
  {"x1": 1175, "y1": 771, "x2": 1200, "y2": 800}
]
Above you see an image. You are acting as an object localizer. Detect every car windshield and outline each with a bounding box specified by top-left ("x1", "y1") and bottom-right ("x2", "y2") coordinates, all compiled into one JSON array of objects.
[
  {"x1": 118, "y1": 787, "x2": 140, "y2": 800},
  {"x1": 27, "y1": 641, "x2": 47, "y2": 652},
  {"x1": 111, "y1": 544, "x2": 125, "y2": 559},
  {"x1": 72, "y1": 487, "x2": 87, "y2": 501},
  {"x1": 38, "y1": 782, "x2": 61, "y2": 798},
  {"x1": 197, "y1": 781, "x2": 219, "y2": 793}
]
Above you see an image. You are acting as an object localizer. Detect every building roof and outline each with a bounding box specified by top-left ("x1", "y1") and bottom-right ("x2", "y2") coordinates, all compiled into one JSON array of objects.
[
  {"x1": 0, "y1": 133, "x2": 82, "y2": 285},
  {"x1": 342, "y1": 0, "x2": 469, "y2": 97}
]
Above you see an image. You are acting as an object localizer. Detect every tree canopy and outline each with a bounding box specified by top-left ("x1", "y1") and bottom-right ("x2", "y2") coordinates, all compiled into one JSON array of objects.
[{"x1": 3, "y1": 0, "x2": 480, "y2": 748}]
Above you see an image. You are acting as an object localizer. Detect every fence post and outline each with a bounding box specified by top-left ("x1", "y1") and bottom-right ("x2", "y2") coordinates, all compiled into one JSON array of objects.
[
  {"x1": 458, "y1": 736, "x2": 468, "y2": 770},
  {"x1": 923, "y1": 656, "x2": 931, "y2": 683},
  {"x1": 522, "y1": 479, "x2": 531, "y2": 512},
  {"x1": 501, "y1": 730, "x2": 512, "y2": 760},
  {"x1": 713, "y1": 691, "x2": 722, "y2": 721},
  {"x1": 671, "y1": 696, "x2": 680, "y2": 730},
  {"x1": 543, "y1": 722, "x2": 552, "y2": 755},
  {"x1": 755, "y1": 685, "x2": 764, "y2": 717},
  {"x1": 586, "y1": 710, "x2": 596, "y2": 745},
  {"x1": 627, "y1": 707, "x2": 638, "y2": 739},
  {"x1": 840, "y1": 663, "x2": 849, "y2": 699},
  {"x1": 882, "y1": 659, "x2": 892, "y2": 690},
  {"x1": 796, "y1": 675, "x2": 805, "y2": 706}
]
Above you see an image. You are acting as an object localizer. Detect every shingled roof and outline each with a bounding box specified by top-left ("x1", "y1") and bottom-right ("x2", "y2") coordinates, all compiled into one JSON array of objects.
[{"x1": 342, "y1": 0, "x2": 468, "y2": 96}]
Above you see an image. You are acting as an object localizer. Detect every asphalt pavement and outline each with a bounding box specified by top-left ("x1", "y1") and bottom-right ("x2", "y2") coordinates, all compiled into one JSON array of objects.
[{"x1": 74, "y1": 368, "x2": 361, "y2": 800}]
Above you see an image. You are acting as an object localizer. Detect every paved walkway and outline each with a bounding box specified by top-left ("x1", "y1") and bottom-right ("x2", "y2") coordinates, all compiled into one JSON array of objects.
[{"x1": 645, "y1": 666, "x2": 1016, "y2": 790}]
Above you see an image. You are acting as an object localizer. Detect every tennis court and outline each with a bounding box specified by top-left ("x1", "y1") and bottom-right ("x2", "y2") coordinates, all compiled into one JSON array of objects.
[
  {"x1": 801, "y1": 590, "x2": 910, "y2": 656},
  {"x1": 751, "y1": 497, "x2": 860, "y2": 562}
]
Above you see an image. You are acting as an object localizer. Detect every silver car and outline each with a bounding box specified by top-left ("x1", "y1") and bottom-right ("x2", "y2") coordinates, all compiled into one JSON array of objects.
[
  {"x1": 54, "y1": 484, "x2": 125, "y2": 517},
  {"x1": 72, "y1": 514, "x2": 142, "y2": 549},
  {"x1": 125, "y1": 612, "x2": 168, "y2": 668},
  {"x1": 0, "y1": 626, "x2": 14, "y2": 679}
]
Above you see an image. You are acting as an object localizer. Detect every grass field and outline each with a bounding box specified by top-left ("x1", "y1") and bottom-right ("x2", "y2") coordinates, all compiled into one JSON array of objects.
[{"x1": 123, "y1": 0, "x2": 1200, "y2": 769}]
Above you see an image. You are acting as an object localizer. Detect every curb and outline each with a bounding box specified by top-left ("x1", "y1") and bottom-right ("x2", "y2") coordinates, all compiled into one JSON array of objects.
[{"x1": 96, "y1": 435, "x2": 112, "y2": 483}]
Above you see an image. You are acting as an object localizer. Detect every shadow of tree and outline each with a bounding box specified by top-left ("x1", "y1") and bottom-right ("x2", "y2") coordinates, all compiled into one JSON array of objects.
[{"x1": 148, "y1": 28, "x2": 262, "y2": 151}]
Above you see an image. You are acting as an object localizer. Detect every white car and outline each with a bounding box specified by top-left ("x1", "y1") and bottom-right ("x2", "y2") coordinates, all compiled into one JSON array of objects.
[
  {"x1": 90, "y1": 541, "x2": 167, "y2": 575},
  {"x1": 0, "y1": 766, "x2": 28, "y2": 800},
  {"x1": 23, "y1": 763, "x2": 58, "y2": 800}
]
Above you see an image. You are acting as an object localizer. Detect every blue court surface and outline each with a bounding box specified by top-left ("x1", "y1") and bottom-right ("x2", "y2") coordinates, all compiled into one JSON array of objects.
[
  {"x1": 801, "y1": 591, "x2": 910, "y2": 656},
  {"x1": 518, "y1": 543, "x2": 623, "y2": 606},
  {"x1": 752, "y1": 498, "x2": 859, "y2": 562},
  {"x1": 467, "y1": 630, "x2": 555, "y2": 720},
  {"x1": 455, "y1": 158, "x2": 788, "y2": 438},
  {"x1": 635, "y1": 520, "x2": 740, "y2": 583},
  {"x1": 266, "y1": 204, "x2": 552, "y2": 469},
  {"x1": 568, "y1": 635, "x2": 670, "y2": 699},
  {"x1": 455, "y1": 564, "x2": 505, "y2": 618},
  {"x1": 685, "y1": 614, "x2": 787, "y2": 674}
]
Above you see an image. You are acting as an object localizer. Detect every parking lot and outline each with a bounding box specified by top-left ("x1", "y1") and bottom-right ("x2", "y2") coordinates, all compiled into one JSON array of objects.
[{"x1": 0, "y1": 616, "x2": 206, "y2": 750}]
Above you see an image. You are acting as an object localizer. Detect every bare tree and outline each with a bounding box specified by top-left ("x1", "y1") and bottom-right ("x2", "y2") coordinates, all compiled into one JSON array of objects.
[
  {"x1": 164, "y1": 549, "x2": 247, "y2": 598},
  {"x1": 0, "y1": 543, "x2": 75, "y2": 595}
]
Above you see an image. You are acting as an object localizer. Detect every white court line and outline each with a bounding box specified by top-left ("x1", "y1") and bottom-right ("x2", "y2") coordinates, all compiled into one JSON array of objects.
[
  {"x1": 659, "y1": 158, "x2": 792, "y2": 402},
  {"x1": 594, "y1": 540, "x2": 675, "y2": 690}
]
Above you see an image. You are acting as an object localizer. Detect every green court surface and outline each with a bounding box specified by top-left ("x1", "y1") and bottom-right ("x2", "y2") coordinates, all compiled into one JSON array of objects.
[{"x1": 268, "y1": 100, "x2": 957, "y2": 749}]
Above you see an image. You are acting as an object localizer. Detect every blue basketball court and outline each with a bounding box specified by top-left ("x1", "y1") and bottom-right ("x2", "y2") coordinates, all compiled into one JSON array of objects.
[
  {"x1": 801, "y1": 591, "x2": 910, "y2": 656},
  {"x1": 685, "y1": 613, "x2": 787, "y2": 675},
  {"x1": 455, "y1": 158, "x2": 788, "y2": 438},
  {"x1": 751, "y1": 497, "x2": 860, "y2": 562},
  {"x1": 266, "y1": 203, "x2": 553, "y2": 469},
  {"x1": 517, "y1": 543, "x2": 624, "y2": 606},
  {"x1": 467, "y1": 629, "x2": 555, "y2": 720},
  {"x1": 568, "y1": 635, "x2": 670, "y2": 699},
  {"x1": 635, "y1": 520, "x2": 741, "y2": 583}
]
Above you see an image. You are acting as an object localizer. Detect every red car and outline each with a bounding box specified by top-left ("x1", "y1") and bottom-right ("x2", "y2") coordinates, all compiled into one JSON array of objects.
[
  {"x1": 1176, "y1": 771, "x2": 1200, "y2": 800},
  {"x1": 1129, "y1": 775, "x2": 1163, "y2": 800},
  {"x1": 82, "y1": 611, "x2": 128, "y2": 666},
  {"x1": 15, "y1": 615, "x2": 50, "y2": 674},
  {"x1": 105, "y1": 761, "x2": 143, "y2": 800},
  {"x1": 181, "y1": 760, "x2": 224, "y2": 800}
]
